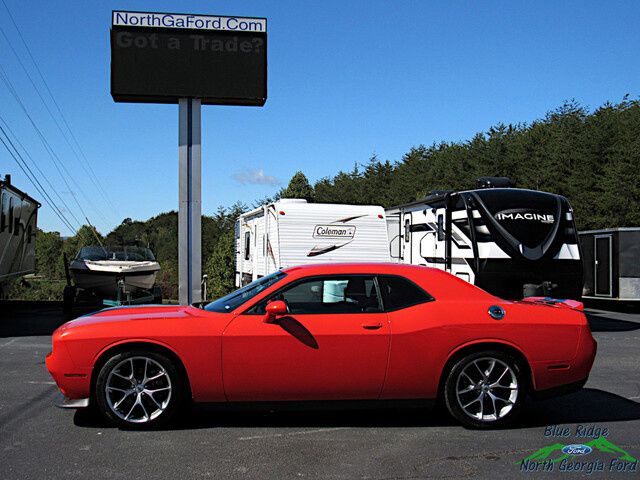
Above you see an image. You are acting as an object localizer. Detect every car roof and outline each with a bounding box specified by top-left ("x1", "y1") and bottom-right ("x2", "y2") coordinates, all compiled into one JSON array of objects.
[{"x1": 281, "y1": 263, "x2": 436, "y2": 276}]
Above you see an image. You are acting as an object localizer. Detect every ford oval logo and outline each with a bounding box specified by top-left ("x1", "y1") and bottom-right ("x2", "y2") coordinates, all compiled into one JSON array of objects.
[{"x1": 561, "y1": 444, "x2": 593, "y2": 456}]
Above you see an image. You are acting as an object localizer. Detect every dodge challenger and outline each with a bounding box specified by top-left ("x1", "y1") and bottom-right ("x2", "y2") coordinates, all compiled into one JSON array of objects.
[{"x1": 46, "y1": 263, "x2": 597, "y2": 429}]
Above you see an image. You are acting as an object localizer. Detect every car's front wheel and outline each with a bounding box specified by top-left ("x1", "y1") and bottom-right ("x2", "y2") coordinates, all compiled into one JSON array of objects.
[
  {"x1": 443, "y1": 350, "x2": 526, "y2": 429},
  {"x1": 95, "y1": 350, "x2": 182, "y2": 428}
]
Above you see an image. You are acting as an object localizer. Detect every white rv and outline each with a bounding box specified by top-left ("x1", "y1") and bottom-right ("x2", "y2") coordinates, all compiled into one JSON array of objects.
[
  {"x1": 386, "y1": 178, "x2": 583, "y2": 300},
  {"x1": 0, "y1": 174, "x2": 39, "y2": 297},
  {"x1": 235, "y1": 199, "x2": 390, "y2": 286}
]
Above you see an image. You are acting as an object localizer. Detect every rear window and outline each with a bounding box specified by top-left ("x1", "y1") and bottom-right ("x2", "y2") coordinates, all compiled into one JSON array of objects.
[{"x1": 378, "y1": 275, "x2": 433, "y2": 311}]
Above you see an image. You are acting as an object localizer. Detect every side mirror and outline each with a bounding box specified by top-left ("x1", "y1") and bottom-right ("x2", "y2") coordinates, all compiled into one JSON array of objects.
[{"x1": 264, "y1": 300, "x2": 287, "y2": 323}]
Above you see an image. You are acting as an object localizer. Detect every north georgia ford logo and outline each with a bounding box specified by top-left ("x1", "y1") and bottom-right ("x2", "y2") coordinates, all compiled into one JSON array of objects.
[
  {"x1": 495, "y1": 209, "x2": 555, "y2": 224},
  {"x1": 313, "y1": 225, "x2": 356, "y2": 239},
  {"x1": 561, "y1": 444, "x2": 593, "y2": 456}
]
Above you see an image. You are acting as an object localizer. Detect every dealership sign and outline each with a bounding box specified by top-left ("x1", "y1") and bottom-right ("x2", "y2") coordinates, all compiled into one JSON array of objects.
[
  {"x1": 109, "y1": 10, "x2": 268, "y2": 304},
  {"x1": 110, "y1": 10, "x2": 267, "y2": 105}
]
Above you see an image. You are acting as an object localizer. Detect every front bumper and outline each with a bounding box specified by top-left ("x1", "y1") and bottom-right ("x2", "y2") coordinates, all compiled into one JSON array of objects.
[
  {"x1": 45, "y1": 346, "x2": 91, "y2": 400},
  {"x1": 56, "y1": 394, "x2": 90, "y2": 409}
]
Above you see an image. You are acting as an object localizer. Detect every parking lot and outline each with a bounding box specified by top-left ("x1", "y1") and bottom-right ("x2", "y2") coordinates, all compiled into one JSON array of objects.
[{"x1": 1, "y1": 302, "x2": 639, "y2": 479}]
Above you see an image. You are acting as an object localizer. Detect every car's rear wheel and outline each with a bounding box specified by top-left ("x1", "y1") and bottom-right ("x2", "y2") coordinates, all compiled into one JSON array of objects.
[
  {"x1": 95, "y1": 350, "x2": 182, "y2": 429},
  {"x1": 443, "y1": 350, "x2": 526, "y2": 429}
]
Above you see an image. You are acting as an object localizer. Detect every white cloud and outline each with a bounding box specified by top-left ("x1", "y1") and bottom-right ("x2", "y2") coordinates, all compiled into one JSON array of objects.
[{"x1": 232, "y1": 168, "x2": 280, "y2": 186}]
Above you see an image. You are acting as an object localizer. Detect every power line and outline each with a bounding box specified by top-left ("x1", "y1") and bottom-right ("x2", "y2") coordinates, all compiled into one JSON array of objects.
[
  {"x1": 0, "y1": 28, "x2": 113, "y2": 225},
  {"x1": 0, "y1": 134, "x2": 77, "y2": 233},
  {"x1": 0, "y1": 127, "x2": 77, "y2": 234},
  {"x1": 0, "y1": 113, "x2": 83, "y2": 228},
  {"x1": 1, "y1": 117, "x2": 106, "y2": 247},
  {"x1": 0, "y1": 0, "x2": 118, "y2": 215},
  {"x1": 0, "y1": 64, "x2": 102, "y2": 231}
]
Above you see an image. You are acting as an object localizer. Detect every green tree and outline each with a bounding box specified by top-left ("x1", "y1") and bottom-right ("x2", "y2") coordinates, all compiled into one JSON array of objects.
[
  {"x1": 201, "y1": 202, "x2": 246, "y2": 299},
  {"x1": 34, "y1": 229, "x2": 64, "y2": 279},
  {"x1": 63, "y1": 225, "x2": 103, "y2": 263},
  {"x1": 203, "y1": 227, "x2": 236, "y2": 299},
  {"x1": 15, "y1": 97, "x2": 640, "y2": 301},
  {"x1": 280, "y1": 171, "x2": 314, "y2": 201}
]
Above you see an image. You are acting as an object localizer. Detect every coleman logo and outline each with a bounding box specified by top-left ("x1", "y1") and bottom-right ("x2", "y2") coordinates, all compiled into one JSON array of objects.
[
  {"x1": 495, "y1": 209, "x2": 554, "y2": 224},
  {"x1": 313, "y1": 225, "x2": 356, "y2": 239}
]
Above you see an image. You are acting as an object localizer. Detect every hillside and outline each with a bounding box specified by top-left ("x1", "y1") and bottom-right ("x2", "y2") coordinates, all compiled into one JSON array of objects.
[{"x1": 10, "y1": 98, "x2": 639, "y2": 301}]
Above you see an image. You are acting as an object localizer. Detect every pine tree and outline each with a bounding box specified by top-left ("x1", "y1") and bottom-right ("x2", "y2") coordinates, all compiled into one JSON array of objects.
[{"x1": 279, "y1": 171, "x2": 314, "y2": 201}]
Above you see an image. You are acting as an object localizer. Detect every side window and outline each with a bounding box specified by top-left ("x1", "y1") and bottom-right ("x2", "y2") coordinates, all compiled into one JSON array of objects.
[
  {"x1": 378, "y1": 275, "x2": 433, "y2": 311},
  {"x1": 409, "y1": 223, "x2": 435, "y2": 233},
  {"x1": 404, "y1": 218, "x2": 411, "y2": 243},
  {"x1": 0, "y1": 192, "x2": 5, "y2": 231},
  {"x1": 252, "y1": 276, "x2": 381, "y2": 314},
  {"x1": 244, "y1": 231, "x2": 251, "y2": 260},
  {"x1": 8, "y1": 197, "x2": 14, "y2": 234},
  {"x1": 437, "y1": 214, "x2": 444, "y2": 241}
]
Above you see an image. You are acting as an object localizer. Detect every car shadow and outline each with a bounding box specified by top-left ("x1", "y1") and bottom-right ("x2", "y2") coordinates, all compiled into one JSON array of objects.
[
  {"x1": 585, "y1": 312, "x2": 640, "y2": 332},
  {"x1": 0, "y1": 301, "x2": 103, "y2": 337},
  {"x1": 519, "y1": 388, "x2": 640, "y2": 427},
  {"x1": 277, "y1": 316, "x2": 318, "y2": 349},
  {"x1": 584, "y1": 299, "x2": 640, "y2": 313},
  {"x1": 72, "y1": 388, "x2": 640, "y2": 431}
]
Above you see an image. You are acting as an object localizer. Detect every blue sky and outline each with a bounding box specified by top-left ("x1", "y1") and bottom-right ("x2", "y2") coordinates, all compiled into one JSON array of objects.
[{"x1": 0, "y1": 0, "x2": 638, "y2": 235}]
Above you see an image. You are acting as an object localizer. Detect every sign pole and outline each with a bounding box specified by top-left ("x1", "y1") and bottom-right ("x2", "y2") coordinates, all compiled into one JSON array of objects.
[
  {"x1": 111, "y1": 11, "x2": 266, "y2": 305},
  {"x1": 178, "y1": 98, "x2": 202, "y2": 305}
]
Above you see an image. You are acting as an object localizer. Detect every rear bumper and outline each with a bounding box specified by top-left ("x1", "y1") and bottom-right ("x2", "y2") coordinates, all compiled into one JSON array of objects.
[{"x1": 531, "y1": 326, "x2": 597, "y2": 392}]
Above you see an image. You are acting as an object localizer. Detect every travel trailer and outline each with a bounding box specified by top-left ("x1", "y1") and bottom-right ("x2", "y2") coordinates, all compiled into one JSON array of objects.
[
  {"x1": 386, "y1": 178, "x2": 583, "y2": 300},
  {"x1": 0, "y1": 174, "x2": 39, "y2": 297},
  {"x1": 579, "y1": 228, "x2": 640, "y2": 302},
  {"x1": 235, "y1": 199, "x2": 389, "y2": 286}
]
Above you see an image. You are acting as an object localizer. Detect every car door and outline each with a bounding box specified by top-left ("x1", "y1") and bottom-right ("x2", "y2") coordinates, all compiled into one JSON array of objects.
[{"x1": 222, "y1": 275, "x2": 390, "y2": 401}]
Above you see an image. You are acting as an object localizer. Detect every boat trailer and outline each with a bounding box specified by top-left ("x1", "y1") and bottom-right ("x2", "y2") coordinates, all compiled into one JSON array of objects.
[{"x1": 63, "y1": 253, "x2": 162, "y2": 314}]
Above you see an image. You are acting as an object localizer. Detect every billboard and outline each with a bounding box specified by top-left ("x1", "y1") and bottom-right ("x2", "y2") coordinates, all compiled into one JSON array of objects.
[{"x1": 110, "y1": 11, "x2": 267, "y2": 105}]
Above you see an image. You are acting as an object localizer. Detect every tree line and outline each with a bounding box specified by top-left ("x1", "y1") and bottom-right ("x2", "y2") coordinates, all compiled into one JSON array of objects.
[{"x1": 10, "y1": 98, "x2": 639, "y2": 300}]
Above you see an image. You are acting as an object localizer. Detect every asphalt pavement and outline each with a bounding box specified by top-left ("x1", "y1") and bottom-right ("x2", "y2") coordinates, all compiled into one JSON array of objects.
[{"x1": 1, "y1": 302, "x2": 639, "y2": 479}]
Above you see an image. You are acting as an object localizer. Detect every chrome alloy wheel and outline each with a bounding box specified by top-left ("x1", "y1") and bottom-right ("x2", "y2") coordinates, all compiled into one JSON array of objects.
[
  {"x1": 105, "y1": 356, "x2": 172, "y2": 423},
  {"x1": 455, "y1": 357, "x2": 518, "y2": 422}
]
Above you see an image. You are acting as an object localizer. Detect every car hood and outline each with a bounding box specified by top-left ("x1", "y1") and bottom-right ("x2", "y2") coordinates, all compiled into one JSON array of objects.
[{"x1": 62, "y1": 305, "x2": 205, "y2": 330}]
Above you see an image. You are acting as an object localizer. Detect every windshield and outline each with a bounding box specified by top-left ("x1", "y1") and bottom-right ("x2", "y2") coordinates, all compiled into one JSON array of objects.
[
  {"x1": 204, "y1": 271, "x2": 287, "y2": 313},
  {"x1": 77, "y1": 246, "x2": 156, "y2": 262}
]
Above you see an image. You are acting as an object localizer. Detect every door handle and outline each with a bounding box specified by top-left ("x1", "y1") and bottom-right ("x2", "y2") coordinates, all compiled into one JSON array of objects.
[{"x1": 362, "y1": 323, "x2": 383, "y2": 330}]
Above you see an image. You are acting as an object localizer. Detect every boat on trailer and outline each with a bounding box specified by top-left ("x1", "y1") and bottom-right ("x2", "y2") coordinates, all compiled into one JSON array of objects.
[{"x1": 64, "y1": 246, "x2": 161, "y2": 313}]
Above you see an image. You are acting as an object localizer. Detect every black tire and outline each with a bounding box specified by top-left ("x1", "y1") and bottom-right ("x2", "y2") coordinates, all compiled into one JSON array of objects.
[
  {"x1": 443, "y1": 350, "x2": 527, "y2": 429},
  {"x1": 63, "y1": 286, "x2": 75, "y2": 315},
  {"x1": 94, "y1": 349, "x2": 183, "y2": 429}
]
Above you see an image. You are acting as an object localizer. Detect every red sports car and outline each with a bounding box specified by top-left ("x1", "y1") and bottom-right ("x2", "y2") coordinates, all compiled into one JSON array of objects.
[{"x1": 46, "y1": 263, "x2": 596, "y2": 429}]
